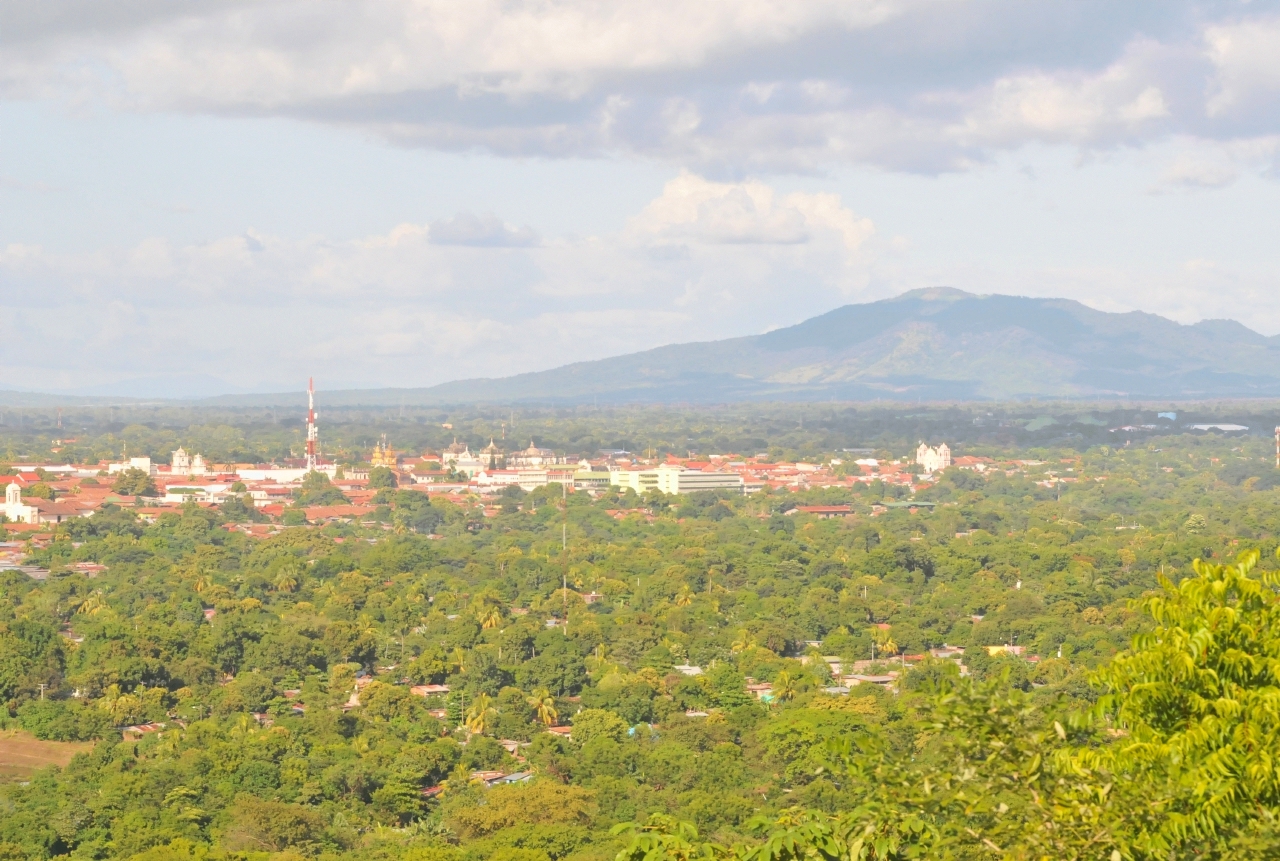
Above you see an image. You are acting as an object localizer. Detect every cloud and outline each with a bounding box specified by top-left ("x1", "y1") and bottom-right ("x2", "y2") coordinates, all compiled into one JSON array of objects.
[
  {"x1": 1158, "y1": 154, "x2": 1238, "y2": 189},
  {"x1": 629, "y1": 174, "x2": 873, "y2": 248},
  {"x1": 1205, "y1": 17, "x2": 1280, "y2": 119},
  {"x1": 427, "y1": 212, "x2": 540, "y2": 247},
  {"x1": 0, "y1": 183, "x2": 881, "y2": 391},
  {"x1": 3, "y1": 2, "x2": 1280, "y2": 172}
]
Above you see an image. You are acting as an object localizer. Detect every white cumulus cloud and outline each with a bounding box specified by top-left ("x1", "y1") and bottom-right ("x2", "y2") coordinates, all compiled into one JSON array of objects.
[
  {"x1": 3, "y1": 2, "x2": 1280, "y2": 172},
  {"x1": 629, "y1": 174, "x2": 874, "y2": 249}
]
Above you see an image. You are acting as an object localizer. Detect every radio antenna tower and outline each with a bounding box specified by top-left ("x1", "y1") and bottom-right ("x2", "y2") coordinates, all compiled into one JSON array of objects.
[{"x1": 306, "y1": 378, "x2": 319, "y2": 472}]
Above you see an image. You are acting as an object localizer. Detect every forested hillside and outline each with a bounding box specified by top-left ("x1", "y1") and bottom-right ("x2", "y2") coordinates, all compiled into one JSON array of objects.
[{"x1": 2, "y1": 429, "x2": 1280, "y2": 860}]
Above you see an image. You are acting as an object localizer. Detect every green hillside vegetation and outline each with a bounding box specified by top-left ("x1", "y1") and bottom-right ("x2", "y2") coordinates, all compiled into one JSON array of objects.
[{"x1": 2, "y1": 430, "x2": 1280, "y2": 859}]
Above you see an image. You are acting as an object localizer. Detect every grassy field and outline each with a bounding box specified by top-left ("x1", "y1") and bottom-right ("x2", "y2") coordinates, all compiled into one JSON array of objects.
[{"x1": 0, "y1": 730, "x2": 93, "y2": 782}]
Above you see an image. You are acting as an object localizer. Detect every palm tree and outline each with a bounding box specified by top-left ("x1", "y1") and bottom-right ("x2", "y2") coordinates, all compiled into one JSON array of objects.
[
  {"x1": 731, "y1": 629, "x2": 755, "y2": 654},
  {"x1": 449, "y1": 648, "x2": 467, "y2": 675},
  {"x1": 273, "y1": 571, "x2": 298, "y2": 593},
  {"x1": 76, "y1": 591, "x2": 107, "y2": 616},
  {"x1": 772, "y1": 671, "x2": 798, "y2": 703},
  {"x1": 465, "y1": 692, "x2": 497, "y2": 734},
  {"x1": 477, "y1": 605, "x2": 502, "y2": 630},
  {"x1": 674, "y1": 584, "x2": 694, "y2": 607},
  {"x1": 527, "y1": 687, "x2": 558, "y2": 726}
]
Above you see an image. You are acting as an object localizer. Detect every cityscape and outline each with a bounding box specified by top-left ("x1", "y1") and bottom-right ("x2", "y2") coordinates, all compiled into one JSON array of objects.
[{"x1": 4, "y1": 2, "x2": 1280, "y2": 860}]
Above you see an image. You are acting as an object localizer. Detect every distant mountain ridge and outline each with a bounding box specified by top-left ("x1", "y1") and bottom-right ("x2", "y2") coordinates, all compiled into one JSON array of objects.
[
  {"x1": 396, "y1": 287, "x2": 1280, "y2": 404},
  {"x1": 6, "y1": 288, "x2": 1279, "y2": 406}
]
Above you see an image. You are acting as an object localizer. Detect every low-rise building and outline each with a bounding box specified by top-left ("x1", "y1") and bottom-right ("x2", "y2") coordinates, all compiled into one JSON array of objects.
[
  {"x1": 2, "y1": 483, "x2": 94, "y2": 525},
  {"x1": 610, "y1": 462, "x2": 744, "y2": 495}
]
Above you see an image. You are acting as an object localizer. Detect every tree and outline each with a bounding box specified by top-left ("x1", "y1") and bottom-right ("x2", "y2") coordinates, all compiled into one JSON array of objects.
[
  {"x1": 770, "y1": 671, "x2": 797, "y2": 704},
  {"x1": 477, "y1": 605, "x2": 503, "y2": 630},
  {"x1": 24, "y1": 482, "x2": 53, "y2": 500},
  {"x1": 527, "y1": 687, "x2": 559, "y2": 727},
  {"x1": 570, "y1": 708, "x2": 628, "y2": 745},
  {"x1": 112, "y1": 467, "x2": 158, "y2": 497},
  {"x1": 296, "y1": 471, "x2": 348, "y2": 506},
  {"x1": 222, "y1": 798, "x2": 329, "y2": 853},
  {"x1": 466, "y1": 691, "x2": 498, "y2": 734},
  {"x1": 369, "y1": 466, "x2": 398, "y2": 489},
  {"x1": 675, "y1": 584, "x2": 695, "y2": 607},
  {"x1": 1089, "y1": 548, "x2": 1280, "y2": 853},
  {"x1": 447, "y1": 782, "x2": 596, "y2": 839}
]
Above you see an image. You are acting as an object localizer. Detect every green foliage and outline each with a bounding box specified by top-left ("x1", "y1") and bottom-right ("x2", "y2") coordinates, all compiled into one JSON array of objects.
[
  {"x1": 111, "y1": 467, "x2": 158, "y2": 496},
  {"x1": 24, "y1": 482, "x2": 54, "y2": 500},
  {"x1": 1089, "y1": 548, "x2": 1280, "y2": 852},
  {"x1": 3, "y1": 414, "x2": 1280, "y2": 861},
  {"x1": 571, "y1": 708, "x2": 630, "y2": 746},
  {"x1": 295, "y1": 470, "x2": 349, "y2": 506},
  {"x1": 369, "y1": 466, "x2": 398, "y2": 489},
  {"x1": 16, "y1": 699, "x2": 112, "y2": 740}
]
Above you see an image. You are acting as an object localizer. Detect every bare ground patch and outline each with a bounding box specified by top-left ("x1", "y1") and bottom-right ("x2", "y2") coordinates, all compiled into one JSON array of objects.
[{"x1": 0, "y1": 730, "x2": 93, "y2": 781}]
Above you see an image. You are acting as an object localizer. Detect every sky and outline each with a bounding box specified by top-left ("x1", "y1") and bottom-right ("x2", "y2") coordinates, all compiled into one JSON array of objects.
[{"x1": 2, "y1": 1, "x2": 1280, "y2": 397}]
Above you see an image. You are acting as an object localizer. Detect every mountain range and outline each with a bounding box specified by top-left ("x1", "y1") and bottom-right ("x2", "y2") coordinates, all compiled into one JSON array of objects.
[
  {"x1": 372, "y1": 287, "x2": 1280, "y2": 404},
  {"x1": 8, "y1": 288, "x2": 1280, "y2": 406}
]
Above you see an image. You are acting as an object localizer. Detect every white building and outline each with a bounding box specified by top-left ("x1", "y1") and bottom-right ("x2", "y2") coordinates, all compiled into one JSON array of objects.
[
  {"x1": 162, "y1": 483, "x2": 233, "y2": 504},
  {"x1": 508, "y1": 440, "x2": 562, "y2": 467},
  {"x1": 236, "y1": 466, "x2": 337, "y2": 483},
  {"x1": 610, "y1": 463, "x2": 744, "y2": 495},
  {"x1": 441, "y1": 440, "x2": 486, "y2": 477},
  {"x1": 108, "y1": 457, "x2": 155, "y2": 476},
  {"x1": 915, "y1": 443, "x2": 952, "y2": 474},
  {"x1": 171, "y1": 448, "x2": 209, "y2": 476},
  {"x1": 3, "y1": 483, "x2": 93, "y2": 525}
]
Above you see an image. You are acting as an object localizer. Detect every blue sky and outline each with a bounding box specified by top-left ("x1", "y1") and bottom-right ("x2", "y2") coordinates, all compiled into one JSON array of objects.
[{"x1": 2, "y1": 0, "x2": 1280, "y2": 396}]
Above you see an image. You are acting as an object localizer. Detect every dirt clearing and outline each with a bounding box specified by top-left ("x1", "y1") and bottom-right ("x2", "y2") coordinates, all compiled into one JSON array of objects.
[{"x1": 0, "y1": 730, "x2": 93, "y2": 781}]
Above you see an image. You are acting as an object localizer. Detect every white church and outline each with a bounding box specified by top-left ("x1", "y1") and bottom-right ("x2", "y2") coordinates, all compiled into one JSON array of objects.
[
  {"x1": 3, "y1": 482, "x2": 93, "y2": 525},
  {"x1": 171, "y1": 448, "x2": 208, "y2": 476},
  {"x1": 915, "y1": 442, "x2": 952, "y2": 474}
]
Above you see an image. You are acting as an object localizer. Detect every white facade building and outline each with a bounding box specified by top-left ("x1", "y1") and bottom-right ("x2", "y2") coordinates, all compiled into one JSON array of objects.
[
  {"x1": 610, "y1": 463, "x2": 744, "y2": 495},
  {"x1": 915, "y1": 443, "x2": 952, "y2": 474},
  {"x1": 508, "y1": 440, "x2": 562, "y2": 467},
  {"x1": 108, "y1": 457, "x2": 155, "y2": 475},
  {"x1": 441, "y1": 441, "x2": 486, "y2": 477},
  {"x1": 171, "y1": 449, "x2": 209, "y2": 476},
  {"x1": 236, "y1": 466, "x2": 337, "y2": 483},
  {"x1": 3, "y1": 483, "x2": 93, "y2": 524}
]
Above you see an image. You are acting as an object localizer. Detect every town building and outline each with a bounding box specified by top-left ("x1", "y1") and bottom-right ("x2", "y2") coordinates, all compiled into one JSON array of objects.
[
  {"x1": 441, "y1": 440, "x2": 486, "y2": 477},
  {"x1": 370, "y1": 437, "x2": 398, "y2": 468},
  {"x1": 915, "y1": 442, "x2": 952, "y2": 473},
  {"x1": 170, "y1": 448, "x2": 208, "y2": 476},
  {"x1": 108, "y1": 456, "x2": 156, "y2": 475},
  {"x1": 479, "y1": 439, "x2": 504, "y2": 469},
  {"x1": 507, "y1": 440, "x2": 562, "y2": 467},
  {"x1": 610, "y1": 462, "x2": 745, "y2": 495},
  {"x1": 3, "y1": 482, "x2": 93, "y2": 525}
]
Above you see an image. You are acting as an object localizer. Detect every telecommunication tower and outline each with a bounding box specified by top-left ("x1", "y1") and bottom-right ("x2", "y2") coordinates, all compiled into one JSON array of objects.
[{"x1": 306, "y1": 378, "x2": 320, "y2": 472}]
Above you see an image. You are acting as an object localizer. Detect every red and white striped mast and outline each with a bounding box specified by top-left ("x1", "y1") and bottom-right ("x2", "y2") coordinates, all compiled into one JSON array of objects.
[{"x1": 305, "y1": 377, "x2": 319, "y2": 472}]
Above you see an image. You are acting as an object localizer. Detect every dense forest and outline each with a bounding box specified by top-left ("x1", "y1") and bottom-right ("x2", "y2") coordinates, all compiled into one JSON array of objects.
[{"x1": 2, "y1": 409, "x2": 1280, "y2": 860}]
